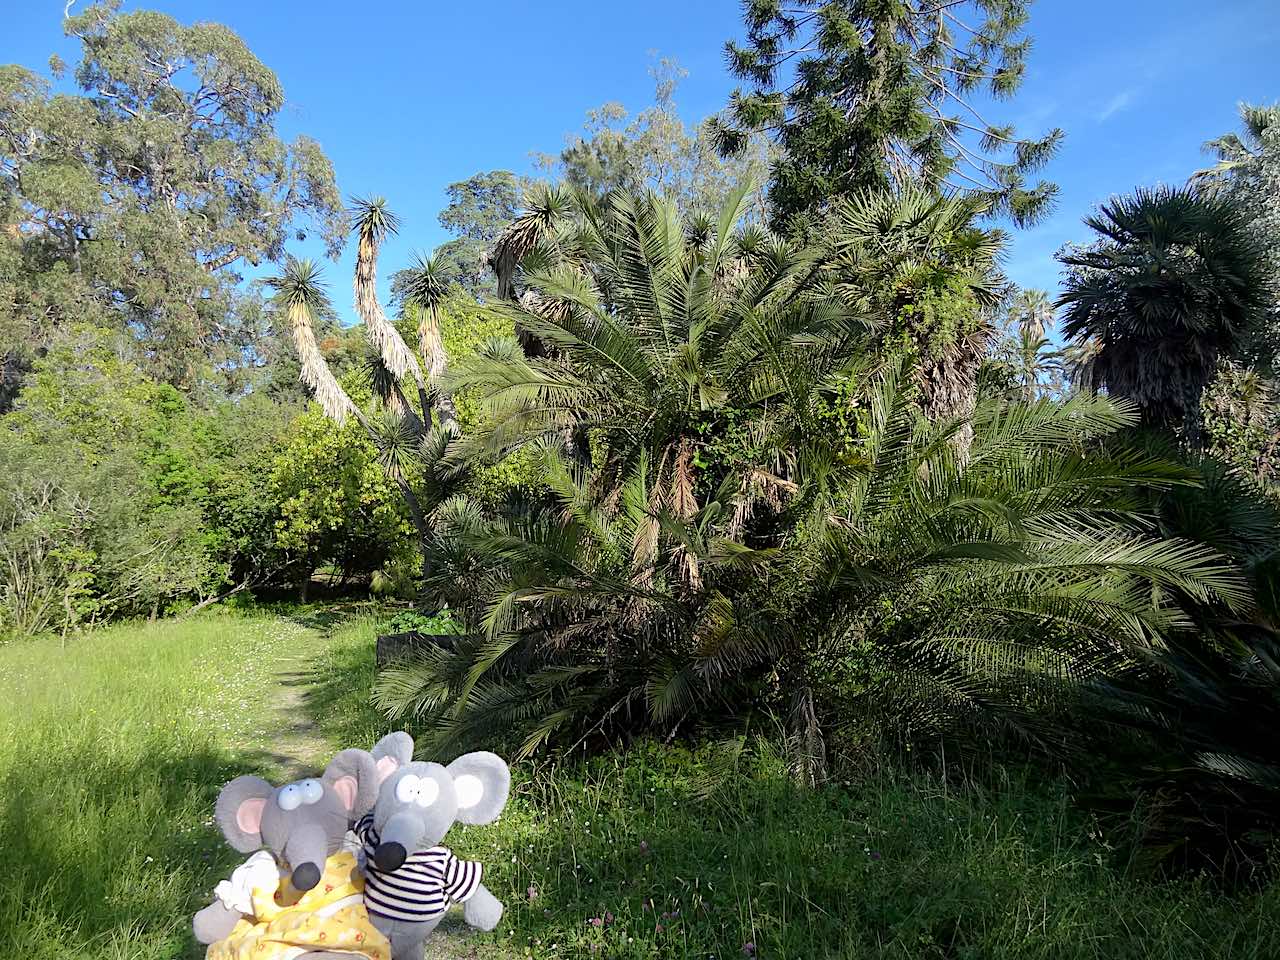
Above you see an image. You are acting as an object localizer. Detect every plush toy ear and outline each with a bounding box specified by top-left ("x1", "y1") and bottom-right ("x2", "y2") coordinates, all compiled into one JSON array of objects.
[
  {"x1": 323, "y1": 749, "x2": 378, "y2": 816},
  {"x1": 370, "y1": 731, "x2": 414, "y2": 784},
  {"x1": 446, "y1": 751, "x2": 510, "y2": 825},
  {"x1": 215, "y1": 775, "x2": 274, "y2": 853}
]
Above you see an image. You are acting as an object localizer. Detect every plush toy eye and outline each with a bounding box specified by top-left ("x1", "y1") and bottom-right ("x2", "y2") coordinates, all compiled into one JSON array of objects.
[
  {"x1": 414, "y1": 777, "x2": 439, "y2": 808},
  {"x1": 278, "y1": 783, "x2": 303, "y2": 811},
  {"x1": 299, "y1": 779, "x2": 324, "y2": 805},
  {"x1": 395, "y1": 774, "x2": 420, "y2": 804}
]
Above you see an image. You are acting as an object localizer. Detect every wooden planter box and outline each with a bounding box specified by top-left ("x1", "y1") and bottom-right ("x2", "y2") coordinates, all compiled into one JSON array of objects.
[{"x1": 374, "y1": 631, "x2": 462, "y2": 668}]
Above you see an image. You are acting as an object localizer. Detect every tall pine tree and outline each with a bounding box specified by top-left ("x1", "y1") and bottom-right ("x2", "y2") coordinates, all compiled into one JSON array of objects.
[{"x1": 713, "y1": 0, "x2": 1061, "y2": 230}]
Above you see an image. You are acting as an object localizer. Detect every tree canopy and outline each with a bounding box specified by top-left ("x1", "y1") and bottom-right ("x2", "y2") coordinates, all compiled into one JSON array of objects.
[
  {"x1": 0, "y1": 0, "x2": 344, "y2": 391},
  {"x1": 713, "y1": 0, "x2": 1061, "y2": 230}
]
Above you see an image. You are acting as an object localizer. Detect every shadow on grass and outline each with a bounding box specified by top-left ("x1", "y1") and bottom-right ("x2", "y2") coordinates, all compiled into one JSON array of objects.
[
  {"x1": 0, "y1": 738, "x2": 331, "y2": 960},
  {"x1": 279, "y1": 601, "x2": 386, "y2": 634},
  {"x1": 293, "y1": 613, "x2": 390, "y2": 753}
]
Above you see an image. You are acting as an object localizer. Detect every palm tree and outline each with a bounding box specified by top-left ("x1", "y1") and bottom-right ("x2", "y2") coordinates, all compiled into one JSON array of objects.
[
  {"x1": 454, "y1": 184, "x2": 869, "y2": 533},
  {"x1": 372, "y1": 190, "x2": 1244, "y2": 764},
  {"x1": 375, "y1": 362, "x2": 1244, "y2": 761},
  {"x1": 349, "y1": 196, "x2": 429, "y2": 419},
  {"x1": 265, "y1": 258, "x2": 357, "y2": 425},
  {"x1": 1191, "y1": 101, "x2": 1279, "y2": 192},
  {"x1": 821, "y1": 185, "x2": 1007, "y2": 451},
  {"x1": 488, "y1": 183, "x2": 573, "y2": 302},
  {"x1": 1057, "y1": 186, "x2": 1270, "y2": 440},
  {"x1": 399, "y1": 251, "x2": 456, "y2": 424},
  {"x1": 1009, "y1": 287, "x2": 1055, "y2": 340},
  {"x1": 1005, "y1": 291, "x2": 1060, "y2": 401},
  {"x1": 1060, "y1": 336, "x2": 1101, "y2": 395},
  {"x1": 1012, "y1": 327, "x2": 1061, "y2": 401}
]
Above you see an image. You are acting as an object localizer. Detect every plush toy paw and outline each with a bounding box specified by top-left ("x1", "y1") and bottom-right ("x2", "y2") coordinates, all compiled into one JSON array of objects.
[
  {"x1": 462, "y1": 886, "x2": 503, "y2": 931},
  {"x1": 193, "y1": 900, "x2": 245, "y2": 944}
]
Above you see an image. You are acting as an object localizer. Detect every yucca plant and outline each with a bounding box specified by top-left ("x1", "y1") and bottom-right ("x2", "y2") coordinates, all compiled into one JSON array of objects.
[
  {"x1": 270, "y1": 199, "x2": 470, "y2": 559},
  {"x1": 398, "y1": 250, "x2": 457, "y2": 424},
  {"x1": 266, "y1": 257, "x2": 359, "y2": 425}
]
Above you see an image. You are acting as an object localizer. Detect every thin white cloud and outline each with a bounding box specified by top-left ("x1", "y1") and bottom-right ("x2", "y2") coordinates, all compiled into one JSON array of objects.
[{"x1": 1095, "y1": 89, "x2": 1137, "y2": 123}]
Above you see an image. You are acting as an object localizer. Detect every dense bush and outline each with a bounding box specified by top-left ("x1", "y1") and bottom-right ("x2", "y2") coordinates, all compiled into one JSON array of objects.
[{"x1": 0, "y1": 326, "x2": 421, "y2": 637}]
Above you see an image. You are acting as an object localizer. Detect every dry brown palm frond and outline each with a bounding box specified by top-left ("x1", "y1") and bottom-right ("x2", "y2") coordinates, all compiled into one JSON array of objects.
[
  {"x1": 727, "y1": 467, "x2": 799, "y2": 539},
  {"x1": 289, "y1": 301, "x2": 355, "y2": 424},
  {"x1": 788, "y1": 686, "x2": 828, "y2": 787},
  {"x1": 350, "y1": 196, "x2": 424, "y2": 388},
  {"x1": 669, "y1": 437, "x2": 698, "y2": 520},
  {"x1": 267, "y1": 258, "x2": 356, "y2": 425},
  {"x1": 418, "y1": 307, "x2": 446, "y2": 382},
  {"x1": 631, "y1": 513, "x2": 659, "y2": 587}
]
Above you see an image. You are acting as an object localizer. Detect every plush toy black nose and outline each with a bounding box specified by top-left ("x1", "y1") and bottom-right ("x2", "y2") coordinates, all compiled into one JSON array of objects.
[
  {"x1": 374, "y1": 842, "x2": 407, "y2": 871},
  {"x1": 291, "y1": 862, "x2": 321, "y2": 891}
]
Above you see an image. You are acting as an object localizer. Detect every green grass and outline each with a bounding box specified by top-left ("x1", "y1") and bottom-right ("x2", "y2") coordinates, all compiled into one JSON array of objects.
[
  {"x1": 0, "y1": 609, "x2": 342, "y2": 959},
  {"x1": 2, "y1": 609, "x2": 1278, "y2": 959}
]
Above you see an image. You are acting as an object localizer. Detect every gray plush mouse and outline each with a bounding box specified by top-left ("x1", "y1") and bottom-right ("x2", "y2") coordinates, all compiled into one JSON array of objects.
[
  {"x1": 192, "y1": 748, "x2": 379, "y2": 949},
  {"x1": 351, "y1": 732, "x2": 510, "y2": 960}
]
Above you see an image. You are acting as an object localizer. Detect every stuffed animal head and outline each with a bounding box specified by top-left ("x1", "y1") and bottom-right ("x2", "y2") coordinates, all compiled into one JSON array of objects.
[
  {"x1": 214, "y1": 748, "x2": 377, "y2": 891},
  {"x1": 364, "y1": 731, "x2": 510, "y2": 871}
]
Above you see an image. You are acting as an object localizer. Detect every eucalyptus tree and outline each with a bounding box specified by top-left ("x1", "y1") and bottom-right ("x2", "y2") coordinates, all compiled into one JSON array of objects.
[
  {"x1": 1057, "y1": 186, "x2": 1270, "y2": 440},
  {"x1": 0, "y1": 1, "x2": 344, "y2": 391},
  {"x1": 537, "y1": 58, "x2": 775, "y2": 219}
]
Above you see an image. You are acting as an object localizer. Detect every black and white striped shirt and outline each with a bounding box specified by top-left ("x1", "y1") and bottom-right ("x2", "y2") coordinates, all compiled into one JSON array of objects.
[{"x1": 352, "y1": 814, "x2": 483, "y2": 923}]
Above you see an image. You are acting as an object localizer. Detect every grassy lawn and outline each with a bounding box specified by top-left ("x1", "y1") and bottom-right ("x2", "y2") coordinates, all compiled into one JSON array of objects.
[{"x1": 1, "y1": 608, "x2": 1277, "y2": 959}]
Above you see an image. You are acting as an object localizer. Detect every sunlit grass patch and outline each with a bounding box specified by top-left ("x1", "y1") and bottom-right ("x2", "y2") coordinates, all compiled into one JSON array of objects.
[{"x1": 0, "y1": 611, "x2": 322, "y2": 960}]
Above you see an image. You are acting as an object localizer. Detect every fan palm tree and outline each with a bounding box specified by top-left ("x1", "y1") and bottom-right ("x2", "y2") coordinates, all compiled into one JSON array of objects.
[
  {"x1": 1191, "y1": 101, "x2": 1279, "y2": 193},
  {"x1": 1057, "y1": 186, "x2": 1270, "y2": 440},
  {"x1": 821, "y1": 185, "x2": 1008, "y2": 450}
]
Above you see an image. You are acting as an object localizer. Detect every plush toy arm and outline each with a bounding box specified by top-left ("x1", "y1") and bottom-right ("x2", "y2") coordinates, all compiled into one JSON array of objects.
[
  {"x1": 461, "y1": 883, "x2": 503, "y2": 931},
  {"x1": 193, "y1": 899, "x2": 245, "y2": 944}
]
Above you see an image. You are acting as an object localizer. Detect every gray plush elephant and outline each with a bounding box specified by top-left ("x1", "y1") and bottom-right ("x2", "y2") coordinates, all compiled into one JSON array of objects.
[
  {"x1": 351, "y1": 732, "x2": 510, "y2": 960},
  {"x1": 192, "y1": 748, "x2": 379, "y2": 949}
]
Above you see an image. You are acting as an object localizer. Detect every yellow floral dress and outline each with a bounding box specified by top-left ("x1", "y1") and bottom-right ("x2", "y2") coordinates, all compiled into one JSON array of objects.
[{"x1": 207, "y1": 851, "x2": 390, "y2": 960}]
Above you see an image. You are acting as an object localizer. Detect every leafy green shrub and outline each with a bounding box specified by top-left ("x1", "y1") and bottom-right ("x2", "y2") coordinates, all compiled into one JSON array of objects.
[{"x1": 381, "y1": 608, "x2": 463, "y2": 636}]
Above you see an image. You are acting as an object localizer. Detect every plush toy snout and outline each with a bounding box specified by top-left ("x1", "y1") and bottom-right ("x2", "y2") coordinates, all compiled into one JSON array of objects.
[{"x1": 372, "y1": 840, "x2": 407, "y2": 871}]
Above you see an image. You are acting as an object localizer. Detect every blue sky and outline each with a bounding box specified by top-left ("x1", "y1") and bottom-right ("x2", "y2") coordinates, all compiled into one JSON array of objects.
[{"x1": 7, "y1": 0, "x2": 1278, "y2": 324}]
